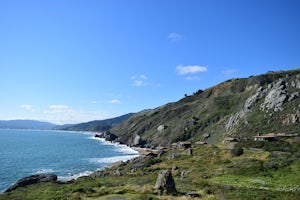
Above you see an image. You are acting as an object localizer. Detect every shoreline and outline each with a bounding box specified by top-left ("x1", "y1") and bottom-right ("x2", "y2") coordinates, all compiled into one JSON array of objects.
[
  {"x1": 1, "y1": 129, "x2": 141, "y2": 193},
  {"x1": 0, "y1": 129, "x2": 140, "y2": 194}
]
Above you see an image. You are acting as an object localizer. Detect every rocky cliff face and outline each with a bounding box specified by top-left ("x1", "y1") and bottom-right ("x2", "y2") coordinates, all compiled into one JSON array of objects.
[{"x1": 111, "y1": 69, "x2": 300, "y2": 147}]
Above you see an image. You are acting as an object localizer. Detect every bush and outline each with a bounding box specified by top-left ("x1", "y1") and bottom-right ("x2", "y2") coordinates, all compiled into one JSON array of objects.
[{"x1": 231, "y1": 146, "x2": 244, "y2": 157}]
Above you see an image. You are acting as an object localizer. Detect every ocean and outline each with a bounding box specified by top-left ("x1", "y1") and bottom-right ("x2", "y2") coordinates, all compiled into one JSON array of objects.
[{"x1": 0, "y1": 129, "x2": 139, "y2": 193}]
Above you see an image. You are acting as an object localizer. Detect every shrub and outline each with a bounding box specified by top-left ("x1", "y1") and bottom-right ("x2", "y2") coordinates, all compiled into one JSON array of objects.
[{"x1": 231, "y1": 146, "x2": 244, "y2": 157}]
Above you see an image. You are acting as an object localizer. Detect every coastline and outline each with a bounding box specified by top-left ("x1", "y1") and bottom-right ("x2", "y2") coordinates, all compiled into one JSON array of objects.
[{"x1": 0, "y1": 129, "x2": 140, "y2": 193}]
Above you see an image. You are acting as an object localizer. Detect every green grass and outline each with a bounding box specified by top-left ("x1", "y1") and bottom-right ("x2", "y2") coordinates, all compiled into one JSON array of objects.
[{"x1": 1, "y1": 143, "x2": 299, "y2": 200}]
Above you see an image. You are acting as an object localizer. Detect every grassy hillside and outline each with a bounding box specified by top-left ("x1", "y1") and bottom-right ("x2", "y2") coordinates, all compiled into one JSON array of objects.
[
  {"x1": 60, "y1": 113, "x2": 134, "y2": 132},
  {"x1": 1, "y1": 69, "x2": 300, "y2": 200},
  {"x1": 111, "y1": 69, "x2": 300, "y2": 147},
  {"x1": 1, "y1": 140, "x2": 299, "y2": 199}
]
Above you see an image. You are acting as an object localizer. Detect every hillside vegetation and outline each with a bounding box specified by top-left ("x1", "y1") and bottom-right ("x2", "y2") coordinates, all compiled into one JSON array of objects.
[
  {"x1": 111, "y1": 69, "x2": 300, "y2": 147},
  {"x1": 1, "y1": 69, "x2": 300, "y2": 200},
  {"x1": 1, "y1": 141, "x2": 299, "y2": 199},
  {"x1": 59, "y1": 113, "x2": 134, "y2": 132}
]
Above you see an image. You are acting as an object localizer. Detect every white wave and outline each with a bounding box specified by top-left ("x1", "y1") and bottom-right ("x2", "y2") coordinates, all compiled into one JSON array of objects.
[
  {"x1": 58, "y1": 171, "x2": 93, "y2": 182},
  {"x1": 113, "y1": 145, "x2": 139, "y2": 154},
  {"x1": 88, "y1": 135, "x2": 139, "y2": 155},
  {"x1": 88, "y1": 136, "x2": 105, "y2": 142},
  {"x1": 89, "y1": 155, "x2": 139, "y2": 164},
  {"x1": 36, "y1": 168, "x2": 55, "y2": 174}
]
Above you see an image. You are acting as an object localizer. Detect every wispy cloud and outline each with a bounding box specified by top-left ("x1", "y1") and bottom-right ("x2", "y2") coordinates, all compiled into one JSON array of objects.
[
  {"x1": 185, "y1": 76, "x2": 201, "y2": 81},
  {"x1": 108, "y1": 99, "x2": 121, "y2": 104},
  {"x1": 130, "y1": 74, "x2": 149, "y2": 87},
  {"x1": 222, "y1": 69, "x2": 237, "y2": 75},
  {"x1": 168, "y1": 32, "x2": 184, "y2": 42},
  {"x1": 43, "y1": 104, "x2": 110, "y2": 124},
  {"x1": 176, "y1": 65, "x2": 208, "y2": 75},
  {"x1": 45, "y1": 105, "x2": 70, "y2": 114},
  {"x1": 20, "y1": 104, "x2": 36, "y2": 112}
]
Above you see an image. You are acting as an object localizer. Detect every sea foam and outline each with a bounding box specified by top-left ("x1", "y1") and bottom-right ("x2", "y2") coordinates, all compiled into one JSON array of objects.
[{"x1": 89, "y1": 155, "x2": 139, "y2": 164}]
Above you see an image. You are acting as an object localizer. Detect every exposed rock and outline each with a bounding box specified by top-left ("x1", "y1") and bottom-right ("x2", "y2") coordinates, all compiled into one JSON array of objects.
[
  {"x1": 157, "y1": 124, "x2": 167, "y2": 132},
  {"x1": 132, "y1": 134, "x2": 143, "y2": 146},
  {"x1": 96, "y1": 131, "x2": 118, "y2": 141},
  {"x1": 186, "y1": 148, "x2": 193, "y2": 156},
  {"x1": 114, "y1": 168, "x2": 122, "y2": 176},
  {"x1": 260, "y1": 79, "x2": 287, "y2": 112},
  {"x1": 91, "y1": 170, "x2": 110, "y2": 178},
  {"x1": 227, "y1": 78, "x2": 290, "y2": 130},
  {"x1": 110, "y1": 161, "x2": 125, "y2": 168},
  {"x1": 172, "y1": 165, "x2": 178, "y2": 170},
  {"x1": 282, "y1": 114, "x2": 299, "y2": 125},
  {"x1": 5, "y1": 174, "x2": 57, "y2": 193},
  {"x1": 289, "y1": 92, "x2": 299, "y2": 101},
  {"x1": 180, "y1": 170, "x2": 190, "y2": 177},
  {"x1": 131, "y1": 168, "x2": 137, "y2": 173},
  {"x1": 226, "y1": 86, "x2": 267, "y2": 130},
  {"x1": 168, "y1": 153, "x2": 179, "y2": 160},
  {"x1": 291, "y1": 78, "x2": 300, "y2": 88},
  {"x1": 226, "y1": 110, "x2": 246, "y2": 131},
  {"x1": 129, "y1": 156, "x2": 154, "y2": 169},
  {"x1": 186, "y1": 192, "x2": 200, "y2": 198},
  {"x1": 244, "y1": 86, "x2": 267, "y2": 109},
  {"x1": 202, "y1": 133, "x2": 210, "y2": 140},
  {"x1": 154, "y1": 169, "x2": 177, "y2": 195}
]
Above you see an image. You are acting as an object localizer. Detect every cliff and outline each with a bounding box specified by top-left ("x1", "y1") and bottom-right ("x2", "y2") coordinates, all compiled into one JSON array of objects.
[{"x1": 111, "y1": 69, "x2": 300, "y2": 147}]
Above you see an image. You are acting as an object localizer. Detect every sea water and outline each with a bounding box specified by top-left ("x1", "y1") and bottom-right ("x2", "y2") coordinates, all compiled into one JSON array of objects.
[{"x1": 0, "y1": 129, "x2": 139, "y2": 193}]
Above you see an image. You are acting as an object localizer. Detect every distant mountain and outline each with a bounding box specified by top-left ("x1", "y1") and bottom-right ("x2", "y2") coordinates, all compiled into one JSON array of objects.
[
  {"x1": 0, "y1": 120, "x2": 57, "y2": 130},
  {"x1": 59, "y1": 113, "x2": 135, "y2": 132},
  {"x1": 111, "y1": 69, "x2": 300, "y2": 147}
]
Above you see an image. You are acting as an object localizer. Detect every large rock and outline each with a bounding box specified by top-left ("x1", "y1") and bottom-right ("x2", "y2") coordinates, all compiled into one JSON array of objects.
[
  {"x1": 260, "y1": 79, "x2": 287, "y2": 112},
  {"x1": 96, "y1": 131, "x2": 118, "y2": 141},
  {"x1": 157, "y1": 124, "x2": 167, "y2": 132},
  {"x1": 5, "y1": 174, "x2": 57, "y2": 192},
  {"x1": 154, "y1": 169, "x2": 177, "y2": 195}
]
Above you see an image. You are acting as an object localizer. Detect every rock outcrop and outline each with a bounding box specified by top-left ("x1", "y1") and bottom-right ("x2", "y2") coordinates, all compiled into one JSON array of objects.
[
  {"x1": 154, "y1": 169, "x2": 177, "y2": 195},
  {"x1": 5, "y1": 174, "x2": 57, "y2": 193},
  {"x1": 226, "y1": 77, "x2": 297, "y2": 131},
  {"x1": 95, "y1": 131, "x2": 118, "y2": 142},
  {"x1": 260, "y1": 79, "x2": 287, "y2": 112},
  {"x1": 112, "y1": 69, "x2": 300, "y2": 145}
]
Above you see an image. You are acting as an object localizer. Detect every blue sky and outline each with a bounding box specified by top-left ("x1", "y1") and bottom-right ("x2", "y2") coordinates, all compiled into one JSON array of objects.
[{"x1": 1, "y1": 0, "x2": 300, "y2": 124}]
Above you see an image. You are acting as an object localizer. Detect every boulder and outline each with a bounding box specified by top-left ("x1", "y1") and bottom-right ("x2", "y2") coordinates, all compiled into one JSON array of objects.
[
  {"x1": 157, "y1": 124, "x2": 167, "y2": 132},
  {"x1": 168, "y1": 153, "x2": 179, "y2": 160},
  {"x1": 114, "y1": 168, "x2": 122, "y2": 176},
  {"x1": 186, "y1": 192, "x2": 200, "y2": 198},
  {"x1": 5, "y1": 174, "x2": 57, "y2": 193},
  {"x1": 96, "y1": 131, "x2": 118, "y2": 141},
  {"x1": 186, "y1": 148, "x2": 193, "y2": 156},
  {"x1": 154, "y1": 169, "x2": 177, "y2": 195}
]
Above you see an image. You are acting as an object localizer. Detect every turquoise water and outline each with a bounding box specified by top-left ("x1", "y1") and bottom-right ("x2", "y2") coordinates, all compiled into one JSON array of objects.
[{"x1": 0, "y1": 129, "x2": 138, "y2": 192}]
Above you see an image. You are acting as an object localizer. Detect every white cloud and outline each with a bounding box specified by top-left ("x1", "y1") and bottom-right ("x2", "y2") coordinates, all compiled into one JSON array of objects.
[
  {"x1": 139, "y1": 75, "x2": 147, "y2": 80},
  {"x1": 168, "y1": 32, "x2": 184, "y2": 42},
  {"x1": 108, "y1": 99, "x2": 121, "y2": 104},
  {"x1": 45, "y1": 105, "x2": 70, "y2": 114},
  {"x1": 130, "y1": 74, "x2": 149, "y2": 87},
  {"x1": 176, "y1": 65, "x2": 208, "y2": 75},
  {"x1": 20, "y1": 104, "x2": 36, "y2": 112},
  {"x1": 43, "y1": 104, "x2": 110, "y2": 124}
]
